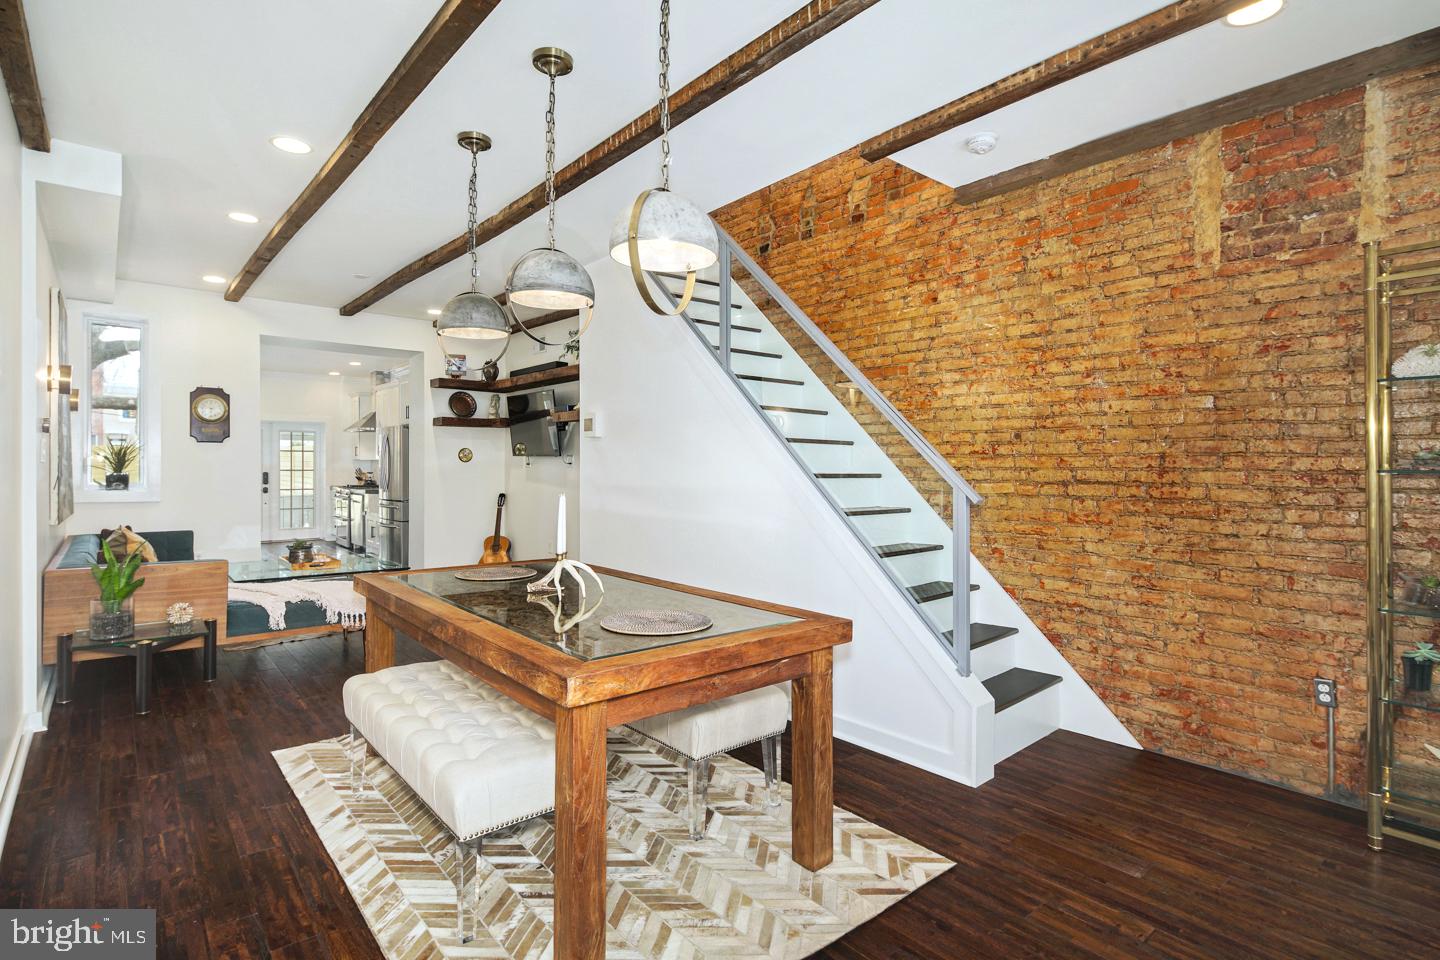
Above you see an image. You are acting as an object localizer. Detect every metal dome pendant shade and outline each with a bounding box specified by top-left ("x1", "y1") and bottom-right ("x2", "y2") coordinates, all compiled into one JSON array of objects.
[
  {"x1": 609, "y1": 0, "x2": 718, "y2": 316},
  {"x1": 506, "y1": 47, "x2": 596, "y2": 345},
  {"x1": 436, "y1": 132, "x2": 511, "y2": 348}
]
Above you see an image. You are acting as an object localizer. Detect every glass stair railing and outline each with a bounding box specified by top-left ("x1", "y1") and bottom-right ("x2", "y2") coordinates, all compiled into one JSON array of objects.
[{"x1": 647, "y1": 230, "x2": 991, "y2": 676}]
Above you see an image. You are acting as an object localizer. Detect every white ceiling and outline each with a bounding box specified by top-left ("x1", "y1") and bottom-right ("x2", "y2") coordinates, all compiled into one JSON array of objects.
[
  {"x1": 259, "y1": 339, "x2": 408, "y2": 377},
  {"x1": 24, "y1": 0, "x2": 1440, "y2": 325}
]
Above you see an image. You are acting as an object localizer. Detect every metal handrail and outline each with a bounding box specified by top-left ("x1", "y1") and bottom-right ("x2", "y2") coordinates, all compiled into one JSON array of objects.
[
  {"x1": 647, "y1": 237, "x2": 977, "y2": 675},
  {"x1": 720, "y1": 230, "x2": 982, "y2": 506}
]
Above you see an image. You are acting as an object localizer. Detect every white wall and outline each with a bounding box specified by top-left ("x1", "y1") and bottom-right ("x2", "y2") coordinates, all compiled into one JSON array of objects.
[
  {"x1": 0, "y1": 81, "x2": 29, "y2": 840},
  {"x1": 258, "y1": 371, "x2": 367, "y2": 493},
  {"x1": 579, "y1": 261, "x2": 991, "y2": 783},
  {"x1": 63, "y1": 280, "x2": 509, "y2": 563},
  {"x1": 501, "y1": 332, "x2": 580, "y2": 560}
]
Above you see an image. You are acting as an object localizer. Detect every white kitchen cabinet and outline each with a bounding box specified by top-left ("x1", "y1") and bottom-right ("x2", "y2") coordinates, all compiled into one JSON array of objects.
[{"x1": 374, "y1": 383, "x2": 406, "y2": 429}]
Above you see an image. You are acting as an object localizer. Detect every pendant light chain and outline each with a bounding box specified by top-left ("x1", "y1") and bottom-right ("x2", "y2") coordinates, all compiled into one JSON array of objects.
[
  {"x1": 545, "y1": 71, "x2": 558, "y2": 250},
  {"x1": 658, "y1": 0, "x2": 672, "y2": 191},
  {"x1": 466, "y1": 145, "x2": 480, "y2": 292}
]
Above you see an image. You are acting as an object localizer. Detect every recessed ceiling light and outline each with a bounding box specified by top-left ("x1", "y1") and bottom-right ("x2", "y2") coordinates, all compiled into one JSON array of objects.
[
  {"x1": 353, "y1": 273, "x2": 370, "y2": 280},
  {"x1": 270, "y1": 135, "x2": 312, "y2": 154},
  {"x1": 1225, "y1": 0, "x2": 1283, "y2": 26},
  {"x1": 426, "y1": 308, "x2": 442, "y2": 316},
  {"x1": 348, "y1": 361, "x2": 362, "y2": 366},
  {"x1": 327, "y1": 370, "x2": 341, "y2": 376},
  {"x1": 202, "y1": 274, "x2": 227, "y2": 284},
  {"x1": 228, "y1": 211, "x2": 259, "y2": 224}
]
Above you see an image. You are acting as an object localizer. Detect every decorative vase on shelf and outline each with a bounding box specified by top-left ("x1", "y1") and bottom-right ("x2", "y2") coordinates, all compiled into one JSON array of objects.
[
  {"x1": 89, "y1": 598, "x2": 134, "y2": 641},
  {"x1": 104, "y1": 472, "x2": 130, "y2": 491}
]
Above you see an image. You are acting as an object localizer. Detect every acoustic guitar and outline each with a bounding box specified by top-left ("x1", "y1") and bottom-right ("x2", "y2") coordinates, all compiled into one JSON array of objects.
[{"x1": 480, "y1": 493, "x2": 511, "y2": 565}]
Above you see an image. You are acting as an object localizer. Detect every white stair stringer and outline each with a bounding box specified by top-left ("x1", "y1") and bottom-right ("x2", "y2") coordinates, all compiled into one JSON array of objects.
[{"x1": 581, "y1": 253, "x2": 1137, "y2": 786}]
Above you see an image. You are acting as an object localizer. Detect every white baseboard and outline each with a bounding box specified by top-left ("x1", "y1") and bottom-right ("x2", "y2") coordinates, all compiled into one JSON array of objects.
[
  {"x1": 0, "y1": 721, "x2": 36, "y2": 861},
  {"x1": 833, "y1": 715, "x2": 982, "y2": 788}
]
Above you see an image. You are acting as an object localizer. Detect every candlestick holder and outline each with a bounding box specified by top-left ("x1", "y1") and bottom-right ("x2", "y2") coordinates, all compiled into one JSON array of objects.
[{"x1": 526, "y1": 551, "x2": 605, "y2": 600}]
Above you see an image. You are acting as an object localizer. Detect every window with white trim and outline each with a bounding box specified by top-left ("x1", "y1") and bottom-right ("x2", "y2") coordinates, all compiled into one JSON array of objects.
[{"x1": 84, "y1": 317, "x2": 146, "y2": 491}]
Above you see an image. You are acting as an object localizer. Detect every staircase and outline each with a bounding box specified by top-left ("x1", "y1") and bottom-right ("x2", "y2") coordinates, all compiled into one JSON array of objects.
[{"x1": 647, "y1": 234, "x2": 1070, "y2": 768}]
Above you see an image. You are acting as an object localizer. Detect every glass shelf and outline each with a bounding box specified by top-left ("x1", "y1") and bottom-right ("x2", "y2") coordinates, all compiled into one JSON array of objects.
[
  {"x1": 1379, "y1": 602, "x2": 1440, "y2": 620},
  {"x1": 1378, "y1": 373, "x2": 1440, "y2": 385},
  {"x1": 1384, "y1": 688, "x2": 1440, "y2": 713},
  {"x1": 1389, "y1": 763, "x2": 1440, "y2": 810},
  {"x1": 1378, "y1": 466, "x2": 1440, "y2": 475}
]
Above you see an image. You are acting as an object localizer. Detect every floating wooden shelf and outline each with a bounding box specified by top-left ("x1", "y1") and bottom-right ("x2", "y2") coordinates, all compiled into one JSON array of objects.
[
  {"x1": 433, "y1": 408, "x2": 580, "y2": 428},
  {"x1": 430, "y1": 363, "x2": 579, "y2": 393},
  {"x1": 432, "y1": 417, "x2": 510, "y2": 428}
]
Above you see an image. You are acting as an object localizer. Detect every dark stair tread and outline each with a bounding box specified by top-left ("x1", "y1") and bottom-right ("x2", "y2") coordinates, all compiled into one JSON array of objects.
[
  {"x1": 844, "y1": 506, "x2": 912, "y2": 516},
  {"x1": 983, "y1": 667, "x2": 1062, "y2": 712},
  {"x1": 667, "y1": 294, "x2": 738, "y2": 309},
  {"x1": 943, "y1": 623, "x2": 1020, "y2": 650},
  {"x1": 787, "y1": 437, "x2": 854, "y2": 446},
  {"x1": 711, "y1": 344, "x2": 782, "y2": 359},
  {"x1": 694, "y1": 318, "x2": 763, "y2": 334},
  {"x1": 737, "y1": 373, "x2": 804, "y2": 386},
  {"x1": 907, "y1": 580, "x2": 980, "y2": 603},
  {"x1": 764, "y1": 405, "x2": 828, "y2": 416},
  {"x1": 816, "y1": 471, "x2": 882, "y2": 479},
  {"x1": 875, "y1": 541, "x2": 943, "y2": 558}
]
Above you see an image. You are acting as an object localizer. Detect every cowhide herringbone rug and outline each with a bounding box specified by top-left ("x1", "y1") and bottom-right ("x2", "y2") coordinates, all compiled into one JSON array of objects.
[{"x1": 275, "y1": 732, "x2": 952, "y2": 959}]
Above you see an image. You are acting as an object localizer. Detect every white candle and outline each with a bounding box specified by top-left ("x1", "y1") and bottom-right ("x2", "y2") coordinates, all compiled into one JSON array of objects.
[{"x1": 556, "y1": 494, "x2": 567, "y2": 555}]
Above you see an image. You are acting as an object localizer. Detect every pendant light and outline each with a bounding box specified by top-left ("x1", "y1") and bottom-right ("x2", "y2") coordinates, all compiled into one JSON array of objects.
[
  {"x1": 436, "y1": 132, "x2": 511, "y2": 341},
  {"x1": 507, "y1": 48, "x2": 596, "y2": 347},
  {"x1": 608, "y1": 0, "x2": 718, "y2": 315}
]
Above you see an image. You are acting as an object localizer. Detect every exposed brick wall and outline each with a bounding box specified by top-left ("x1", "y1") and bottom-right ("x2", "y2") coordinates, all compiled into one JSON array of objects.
[{"x1": 712, "y1": 63, "x2": 1440, "y2": 798}]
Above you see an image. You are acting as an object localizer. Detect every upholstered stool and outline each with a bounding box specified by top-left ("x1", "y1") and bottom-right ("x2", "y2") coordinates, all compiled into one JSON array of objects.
[
  {"x1": 343, "y1": 660, "x2": 556, "y2": 942},
  {"x1": 627, "y1": 684, "x2": 789, "y2": 839}
]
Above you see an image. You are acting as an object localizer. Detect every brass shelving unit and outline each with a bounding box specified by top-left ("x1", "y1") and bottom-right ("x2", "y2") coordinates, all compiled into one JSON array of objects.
[{"x1": 1365, "y1": 236, "x2": 1440, "y2": 852}]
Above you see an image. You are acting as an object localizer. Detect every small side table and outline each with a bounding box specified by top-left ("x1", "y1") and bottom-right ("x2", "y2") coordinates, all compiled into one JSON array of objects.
[{"x1": 56, "y1": 618, "x2": 217, "y2": 715}]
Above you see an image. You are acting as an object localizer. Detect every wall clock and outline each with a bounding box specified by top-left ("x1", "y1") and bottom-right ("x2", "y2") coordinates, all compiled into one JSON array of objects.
[{"x1": 190, "y1": 387, "x2": 231, "y2": 443}]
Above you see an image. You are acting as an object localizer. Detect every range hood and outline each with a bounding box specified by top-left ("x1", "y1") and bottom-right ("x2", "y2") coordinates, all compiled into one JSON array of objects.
[{"x1": 345, "y1": 410, "x2": 376, "y2": 433}]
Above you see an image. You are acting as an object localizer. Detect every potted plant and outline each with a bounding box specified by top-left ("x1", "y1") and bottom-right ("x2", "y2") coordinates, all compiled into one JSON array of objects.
[
  {"x1": 100, "y1": 440, "x2": 140, "y2": 490},
  {"x1": 1404, "y1": 642, "x2": 1440, "y2": 692},
  {"x1": 89, "y1": 539, "x2": 145, "y2": 640},
  {"x1": 286, "y1": 539, "x2": 315, "y2": 564}
]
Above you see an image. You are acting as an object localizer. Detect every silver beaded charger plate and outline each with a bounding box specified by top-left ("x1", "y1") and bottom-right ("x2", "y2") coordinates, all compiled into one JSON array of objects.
[
  {"x1": 453, "y1": 565, "x2": 539, "y2": 582},
  {"x1": 599, "y1": 608, "x2": 713, "y2": 636}
]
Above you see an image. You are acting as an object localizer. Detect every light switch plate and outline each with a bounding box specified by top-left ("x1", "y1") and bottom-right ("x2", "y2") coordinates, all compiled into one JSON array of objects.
[{"x1": 582, "y1": 410, "x2": 603, "y2": 439}]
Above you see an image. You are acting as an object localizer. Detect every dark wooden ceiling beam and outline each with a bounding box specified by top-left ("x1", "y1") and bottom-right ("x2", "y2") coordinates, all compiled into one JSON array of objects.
[
  {"x1": 224, "y1": 0, "x2": 502, "y2": 303},
  {"x1": 0, "y1": 0, "x2": 49, "y2": 151},
  {"x1": 856, "y1": 0, "x2": 1257, "y2": 163},
  {"x1": 952, "y1": 27, "x2": 1440, "y2": 206},
  {"x1": 340, "y1": 0, "x2": 881, "y2": 316}
]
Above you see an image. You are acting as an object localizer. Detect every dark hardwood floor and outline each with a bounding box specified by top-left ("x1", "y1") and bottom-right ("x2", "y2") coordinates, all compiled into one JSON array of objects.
[{"x1": 2, "y1": 633, "x2": 1437, "y2": 959}]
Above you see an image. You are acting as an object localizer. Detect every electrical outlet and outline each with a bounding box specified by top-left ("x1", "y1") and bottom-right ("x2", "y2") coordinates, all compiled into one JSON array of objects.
[{"x1": 1313, "y1": 677, "x2": 1337, "y2": 708}]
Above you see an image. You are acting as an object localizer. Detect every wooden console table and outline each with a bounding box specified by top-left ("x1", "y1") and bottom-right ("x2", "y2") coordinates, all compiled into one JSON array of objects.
[{"x1": 353, "y1": 563, "x2": 850, "y2": 960}]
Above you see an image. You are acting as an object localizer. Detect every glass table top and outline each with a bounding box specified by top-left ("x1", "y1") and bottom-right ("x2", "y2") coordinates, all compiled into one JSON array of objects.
[
  {"x1": 229, "y1": 552, "x2": 404, "y2": 583},
  {"x1": 397, "y1": 563, "x2": 798, "y2": 661},
  {"x1": 71, "y1": 619, "x2": 211, "y2": 651}
]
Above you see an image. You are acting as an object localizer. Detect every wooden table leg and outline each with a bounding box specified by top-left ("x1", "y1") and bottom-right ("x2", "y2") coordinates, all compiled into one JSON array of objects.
[
  {"x1": 203, "y1": 618, "x2": 218, "y2": 682},
  {"x1": 553, "y1": 701, "x2": 607, "y2": 960},
  {"x1": 56, "y1": 634, "x2": 73, "y2": 705},
  {"x1": 791, "y1": 647, "x2": 834, "y2": 871},
  {"x1": 364, "y1": 611, "x2": 396, "y2": 673}
]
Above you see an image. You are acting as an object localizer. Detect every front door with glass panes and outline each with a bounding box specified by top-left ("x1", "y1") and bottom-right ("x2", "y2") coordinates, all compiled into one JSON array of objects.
[{"x1": 260, "y1": 422, "x2": 325, "y2": 542}]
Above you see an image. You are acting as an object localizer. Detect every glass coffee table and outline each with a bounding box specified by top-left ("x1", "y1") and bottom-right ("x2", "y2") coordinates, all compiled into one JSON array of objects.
[
  {"x1": 229, "y1": 553, "x2": 404, "y2": 583},
  {"x1": 56, "y1": 618, "x2": 218, "y2": 715}
]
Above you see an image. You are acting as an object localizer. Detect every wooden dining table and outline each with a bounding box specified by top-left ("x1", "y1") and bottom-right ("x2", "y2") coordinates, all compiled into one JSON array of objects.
[{"x1": 352, "y1": 562, "x2": 851, "y2": 960}]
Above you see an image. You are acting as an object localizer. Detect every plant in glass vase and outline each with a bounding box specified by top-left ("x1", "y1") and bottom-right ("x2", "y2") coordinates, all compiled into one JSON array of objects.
[
  {"x1": 1403, "y1": 642, "x2": 1440, "y2": 693},
  {"x1": 100, "y1": 440, "x2": 140, "y2": 490},
  {"x1": 89, "y1": 539, "x2": 145, "y2": 640},
  {"x1": 286, "y1": 539, "x2": 315, "y2": 564}
]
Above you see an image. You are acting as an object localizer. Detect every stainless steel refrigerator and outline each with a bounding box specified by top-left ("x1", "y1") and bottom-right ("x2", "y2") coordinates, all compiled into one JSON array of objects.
[{"x1": 376, "y1": 425, "x2": 409, "y2": 566}]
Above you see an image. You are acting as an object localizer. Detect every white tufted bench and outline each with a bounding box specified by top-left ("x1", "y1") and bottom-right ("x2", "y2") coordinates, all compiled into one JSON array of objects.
[
  {"x1": 627, "y1": 684, "x2": 789, "y2": 839},
  {"x1": 343, "y1": 660, "x2": 556, "y2": 942}
]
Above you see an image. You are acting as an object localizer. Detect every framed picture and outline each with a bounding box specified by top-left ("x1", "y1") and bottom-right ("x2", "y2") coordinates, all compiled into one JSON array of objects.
[
  {"x1": 444, "y1": 353, "x2": 469, "y2": 378},
  {"x1": 48, "y1": 288, "x2": 74, "y2": 525}
]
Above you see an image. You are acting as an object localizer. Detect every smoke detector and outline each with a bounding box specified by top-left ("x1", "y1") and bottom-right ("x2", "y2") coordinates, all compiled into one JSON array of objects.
[{"x1": 964, "y1": 132, "x2": 998, "y2": 155}]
